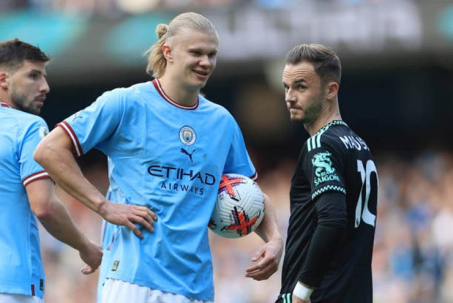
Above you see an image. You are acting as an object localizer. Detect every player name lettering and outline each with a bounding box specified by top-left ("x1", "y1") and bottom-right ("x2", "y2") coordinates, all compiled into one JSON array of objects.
[
  {"x1": 148, "y1": 165, "x2": 216, "y2": 185},
  {"x1": 339, "y1": 136, "x2": 369, "y2": 151}
]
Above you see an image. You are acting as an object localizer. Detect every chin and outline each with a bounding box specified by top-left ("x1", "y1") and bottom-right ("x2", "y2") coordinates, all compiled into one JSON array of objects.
[
  {"x1": 190, "y1": 81, "x2": 207, "y2": 91},
  {"x1": 30, "y1": 108, "x2": 41, "y2": 115},
  {"x1": 290, "y1": 115, "x2": 303, "y2": 123}
]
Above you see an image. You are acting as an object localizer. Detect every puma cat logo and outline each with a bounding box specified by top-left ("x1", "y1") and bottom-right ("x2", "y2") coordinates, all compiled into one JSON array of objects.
[{"x1": 181, "y1": 148, "x2": 196, "y2": 163}]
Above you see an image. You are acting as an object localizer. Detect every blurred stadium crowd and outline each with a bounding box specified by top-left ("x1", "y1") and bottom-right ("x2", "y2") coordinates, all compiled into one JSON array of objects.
[
  {"x1": 0, "y1": 0, "x2": 387, "y2": 15},
  {"x1": 36, "y1": 149, "x2": 453, "y2": 303}
]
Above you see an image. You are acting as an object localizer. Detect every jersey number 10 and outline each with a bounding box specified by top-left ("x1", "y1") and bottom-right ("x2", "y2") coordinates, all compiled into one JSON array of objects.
[{"x1": 355, "y1": 159, "x2": 378, "y2": 228}]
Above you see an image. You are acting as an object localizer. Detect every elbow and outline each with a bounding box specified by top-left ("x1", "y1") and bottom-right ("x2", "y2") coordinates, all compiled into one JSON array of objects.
[
  {"x1": 33, "y1": 142, "x2": 45, "y2": 164},
  {"x1": 32, "y1": 201, "x2": 57, "y2": 222},
  {"x1": 33, "y1": 140, "x2": 51, "y2": 167},
  {"x1": 35, "y1": 209, "x2": 54, "y2": 221},
  {"x1": 318, "y1": 217, "x2": 347, "y2": 230},
  {"x1": 317, "y1": 209, "x2": 347, "y2": 230}
]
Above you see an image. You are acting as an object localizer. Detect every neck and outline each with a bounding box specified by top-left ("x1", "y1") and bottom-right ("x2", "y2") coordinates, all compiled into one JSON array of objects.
[
  {"x1": 305, "y1": 100, "x2": 342, "y2": 136},
  {"x1": 0, "y1": 91, "x2": 12, "y2": 107},
  {"x1": 158, "y1": 76, "x2": 199, "y2": 107}
]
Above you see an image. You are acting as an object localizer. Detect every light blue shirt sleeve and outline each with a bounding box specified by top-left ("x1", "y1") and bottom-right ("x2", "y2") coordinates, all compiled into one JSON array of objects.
[
  {"x1": 20, "y1": 117, "x2": 50, "y2": 186},
  {"x1": 60, "y1": 89, "x2": 124, "y2": 156},
  {"x1": 223, "y1": 119, "x2": 257, "y2": 179}
]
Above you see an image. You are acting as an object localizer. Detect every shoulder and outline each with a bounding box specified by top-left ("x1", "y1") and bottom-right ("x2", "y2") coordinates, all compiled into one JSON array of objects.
[
  {"x1": 99, "y1": 82, "x2": 152, "y2": 101},
  {"x1": 199, "y1": 95, "x2": 234, "y2": 120},
  {"x1": 306, "y1": 121, "x2": 349, "y2": 153},
  {"x1": 2, "y1": 110, "x2": 48, "y2": 142},
  {"x1": 90, "y1": 82, "x2": 151, "y2": 113},
  {"x1": 8, "y1": 110, "x2": 47, "y2": 129}
]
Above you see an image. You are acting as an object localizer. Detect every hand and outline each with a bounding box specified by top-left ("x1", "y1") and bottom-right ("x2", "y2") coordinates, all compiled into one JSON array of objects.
[
  {"x1": 78, "y1": 240, "x2": 103, "y2": 275},
  {"x1": 99, "y1": 201, "x2": 158, "y2": 238},
  {"x1": 245, "y1": 237, "x2": 283, "y2": 280},
  {"x1": 292, "y1": 296, "x2": 310, "y2": 303}
]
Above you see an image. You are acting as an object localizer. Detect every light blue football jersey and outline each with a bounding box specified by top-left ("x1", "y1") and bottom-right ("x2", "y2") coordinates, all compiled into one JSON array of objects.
[
  {"x1": 0, "y1": 102, "x2": 49, "y2": 298},
  {"x1": 59, "y1": 80, "x2": 256, "y2": 301}
]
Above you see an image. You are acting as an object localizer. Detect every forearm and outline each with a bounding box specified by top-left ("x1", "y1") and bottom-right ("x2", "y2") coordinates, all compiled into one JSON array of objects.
[
  {"x1": 255, "y1": 193, "x2": 282, "y2": 243},
  {"x1": 43, "y1": 150, "x2": 104, "y2": 213},
  {"x1": 34, "y1": 131, "x2": 106, "y2": 214},
  {"x1": 299, "y1": 224, "x2": 344, "y2": 287},
  {"x1": 299, "y1": 192, "x2": 347, "y2": 287},
  {"x1": 38, "y1": 197, "x2": 89, "y2": 251},
  {"x1": 245, "y1": 192, "x2": 283, "y2": 280}
]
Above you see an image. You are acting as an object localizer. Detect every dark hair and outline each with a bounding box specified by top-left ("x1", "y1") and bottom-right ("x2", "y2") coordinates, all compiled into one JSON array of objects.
[
  {"x1": 285, "y1": 43, "x2": 341, "y2": 85},
  {"x1": 0, "y1": 38, "x2": 50, "y2": 71}
]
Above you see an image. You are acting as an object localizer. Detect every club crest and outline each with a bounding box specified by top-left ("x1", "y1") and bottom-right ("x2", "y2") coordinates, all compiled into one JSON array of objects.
[
  {"x1": 179, "y1": 126, "x2": 196, "y2": 146},
  {"x1": 38, "y1": 125, "x2": 48, "y2": 139}
]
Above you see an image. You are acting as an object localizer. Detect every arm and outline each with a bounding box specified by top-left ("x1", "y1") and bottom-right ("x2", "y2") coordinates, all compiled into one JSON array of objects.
[
  {"x1": 245, "y1": 193, "x2": 283, "y2": 280},
  {"x1": 34, "y1": 127, "x2": 157, "y2": 238},
  {"x1": 293, "y1": 191, "x2": 347, "y2": 302},
  {"x1": 26, "y1": 178, "x2": 102, "y2": 274}
]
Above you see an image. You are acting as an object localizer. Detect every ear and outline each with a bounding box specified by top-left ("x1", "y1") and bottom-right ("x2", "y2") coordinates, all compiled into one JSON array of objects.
[
  {"x1": 326, "y1": 81, "x2": 339, "y2": 100},
  {"x1": 0, "y1": 71, "x2": 9, "y2": 89},
  {"x1": 162, "y1": 44, "x2": 173, "y2": 63}
]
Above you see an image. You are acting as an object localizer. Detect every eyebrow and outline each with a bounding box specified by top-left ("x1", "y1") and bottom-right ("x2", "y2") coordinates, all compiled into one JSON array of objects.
[
  {"x1": 283, "y1": 78, "x2": 307, "y2": 86},
  {"x1": 29, "y1": 69, "x2": 47, "y2": 77}
]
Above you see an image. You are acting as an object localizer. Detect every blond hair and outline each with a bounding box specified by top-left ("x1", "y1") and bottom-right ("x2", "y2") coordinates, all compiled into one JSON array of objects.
[{"x1": 145, "y1": 12, "x2": 218, "y2": 78}]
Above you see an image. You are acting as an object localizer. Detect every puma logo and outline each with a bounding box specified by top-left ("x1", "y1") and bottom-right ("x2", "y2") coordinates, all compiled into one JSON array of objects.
[{"x1": 181, "y1": 148, "x2": 196, "y2": 163}]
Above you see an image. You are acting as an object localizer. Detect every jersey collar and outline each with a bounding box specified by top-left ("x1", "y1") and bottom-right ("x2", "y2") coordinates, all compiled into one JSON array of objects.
[
  {"x1": 152, "y1": 79, "x2": 199, "y2": 110},
  {"x1": 314, "y1": 120, "x2": 348, "y2": 136},
  {"x1": 0, "y1": 101, "x2": 12, "y2": 108}
]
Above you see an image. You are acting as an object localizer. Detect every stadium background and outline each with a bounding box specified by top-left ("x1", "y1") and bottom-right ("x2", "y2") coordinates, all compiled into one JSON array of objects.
[{"x1": 2, "y1": 0, "x2": 453, "y2": 302}]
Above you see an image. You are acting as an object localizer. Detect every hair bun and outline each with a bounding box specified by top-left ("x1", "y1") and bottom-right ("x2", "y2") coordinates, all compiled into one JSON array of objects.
[{"x1": 156, "y1": 24, "x2": 168, "y2": 39}]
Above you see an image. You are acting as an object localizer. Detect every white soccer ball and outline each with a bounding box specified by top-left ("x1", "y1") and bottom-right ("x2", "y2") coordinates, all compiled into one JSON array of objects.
[{"x1": 209, "y1": 174, "x2": 265, "y2": 238}]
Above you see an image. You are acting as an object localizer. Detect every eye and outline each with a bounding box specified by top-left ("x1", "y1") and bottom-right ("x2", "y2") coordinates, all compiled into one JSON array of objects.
[
  {"x1": 208, "y1": 52, "x2": 217, "y2": 59},
  {"x1": 29, "y1": 73, "x2": 38, "y2": 80},
  {"x1": 298, "y1": 85, "x2": 306, "y2": 90},
  {"x1": 191, "y1": 50, "x2": 201, "y2": 56}
]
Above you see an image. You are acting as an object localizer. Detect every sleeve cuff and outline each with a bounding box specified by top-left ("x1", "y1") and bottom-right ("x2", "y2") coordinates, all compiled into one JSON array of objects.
[
  {"x1": 23, "y1": 171, "x2": 50, "y2": 187},
  {"x1": 56, "y1": 121, "x2": 83, "y2": 157}
]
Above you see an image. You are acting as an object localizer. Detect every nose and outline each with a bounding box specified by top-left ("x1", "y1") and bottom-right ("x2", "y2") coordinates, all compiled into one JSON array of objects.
[
  {"x1": 285, "y1": 88, "x2": 296, "y2": 103},
  {"x1": 40, "y1": 78, "x2": 50, "y2": 94},
  {"x1": 199, "y1": 55, "x2": 213, "y2": 67}
]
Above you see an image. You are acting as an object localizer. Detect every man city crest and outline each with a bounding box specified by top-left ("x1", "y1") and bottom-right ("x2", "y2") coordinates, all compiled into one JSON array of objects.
[
  {"x1": 179, "y1": 126, "x2": 197, "y2": 146},
  {"x1": 38, "y1": 125, "x2": 48, "y2": 139}
]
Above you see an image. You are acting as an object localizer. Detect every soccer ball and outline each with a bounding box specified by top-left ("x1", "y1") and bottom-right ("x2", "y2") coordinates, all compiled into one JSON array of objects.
[{"x1": 209, "y1": 174, "x2": 265, "y2": 238}]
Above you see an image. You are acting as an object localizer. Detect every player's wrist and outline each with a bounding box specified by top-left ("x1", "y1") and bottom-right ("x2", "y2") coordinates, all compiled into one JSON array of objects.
[
  {"x1": 76, "y1": 235, "x2": 91, "y2": 253},
  {"x1": 293, "y1": 281, "x2": 314, "y2": 301},
  {"x1": 96, "y1": 197, "x2": 110, "y2": 217}
]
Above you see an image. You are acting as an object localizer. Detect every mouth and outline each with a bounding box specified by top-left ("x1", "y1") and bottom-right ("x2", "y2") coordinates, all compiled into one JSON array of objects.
[
  {"x1": 193, "y1": 70, "x2": 209, "y2": 79},
  {"x1": 34, "y1": 96, "x2": 46, "y2": 105},
  {"x1": 289, "y1": 107, "x2": 301, "y2": 112}
]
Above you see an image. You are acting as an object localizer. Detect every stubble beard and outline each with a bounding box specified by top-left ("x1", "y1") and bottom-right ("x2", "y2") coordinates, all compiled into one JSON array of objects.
[
  {"x1": 290, "y1": 103, "x2": 322, "y2": 125},
  {"x1": 10, "y1": 89, "x2": 41, "y2": 115},
  {"x1": 296, "y1": 90, "x2": 326, "y2": 126}
]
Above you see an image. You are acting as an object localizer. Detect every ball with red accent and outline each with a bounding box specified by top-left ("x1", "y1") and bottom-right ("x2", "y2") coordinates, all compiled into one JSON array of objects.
[{"x1": 209, "y1": 173, "x2": 265, "y2": 238}]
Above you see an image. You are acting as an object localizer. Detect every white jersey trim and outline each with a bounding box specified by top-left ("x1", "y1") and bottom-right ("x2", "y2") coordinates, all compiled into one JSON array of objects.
[
  {"x1": 57, "y1": 121, "x2": 83, "y2": 157},
  {"x1": 23, "y1": 171, "x2": 50, "y2": 187}
]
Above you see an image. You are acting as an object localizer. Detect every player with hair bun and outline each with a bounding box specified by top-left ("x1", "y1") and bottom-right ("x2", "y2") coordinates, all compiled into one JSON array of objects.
[{"x1": 35, "y1": 12, "x2": 283, "y2": 303}]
